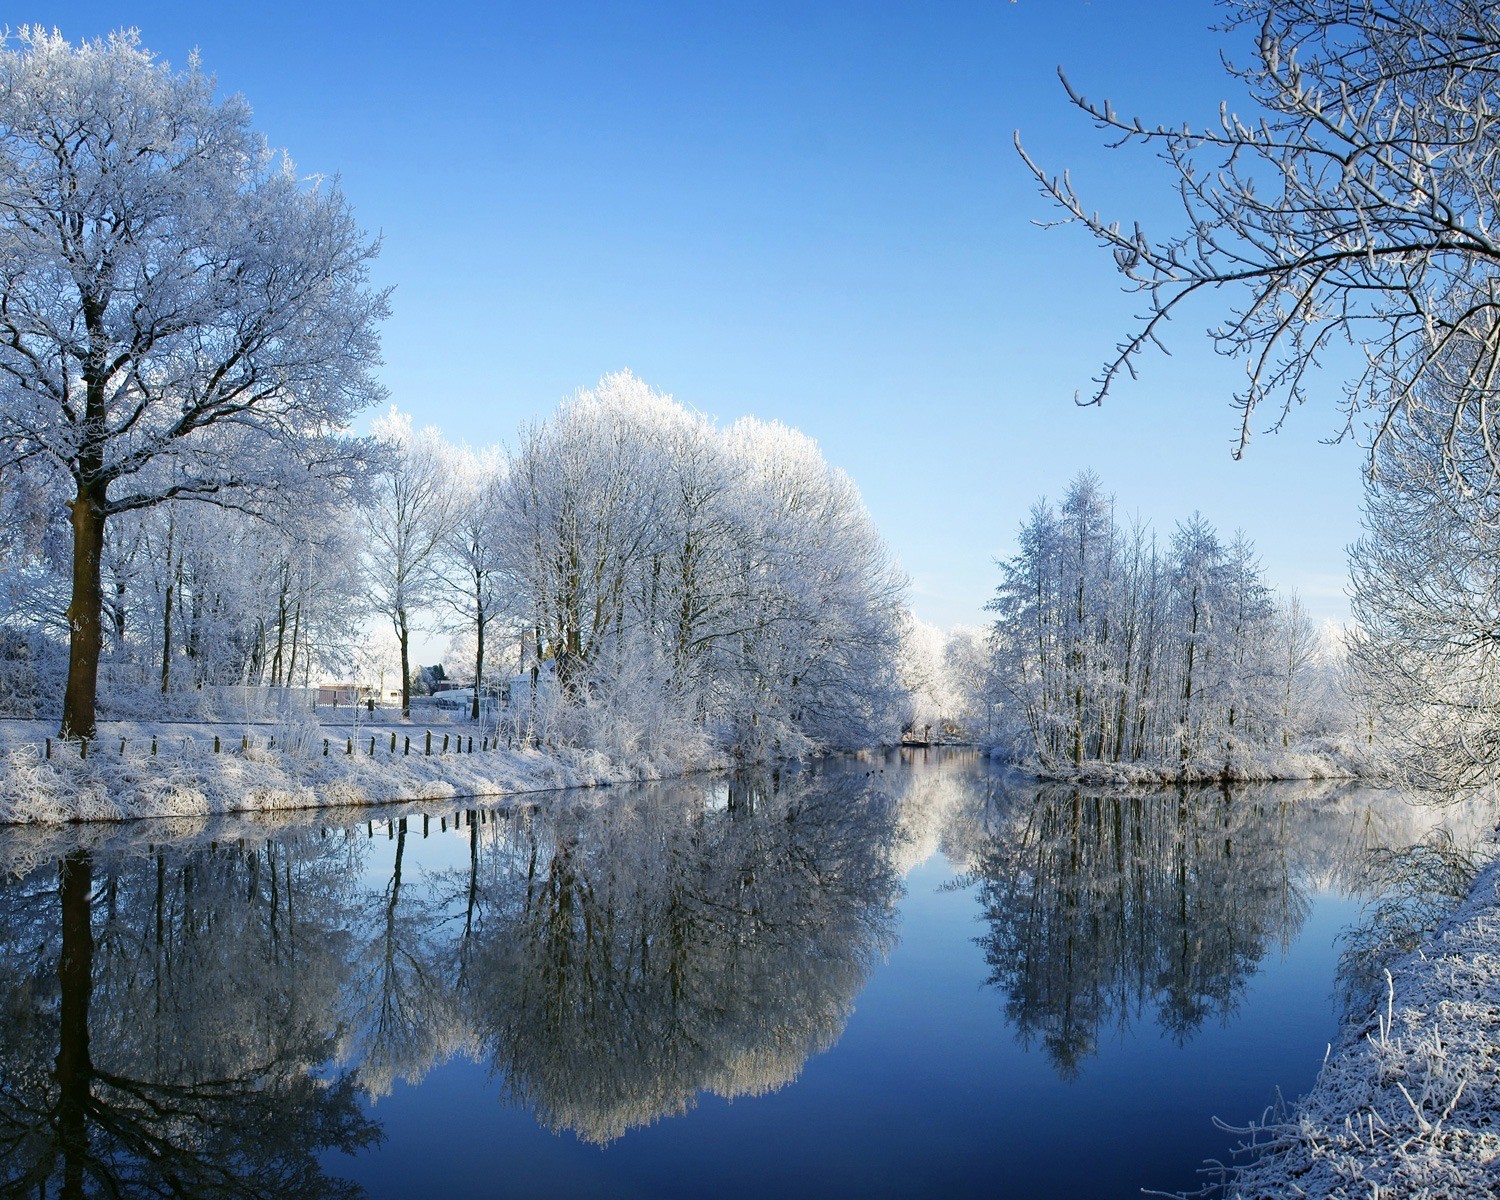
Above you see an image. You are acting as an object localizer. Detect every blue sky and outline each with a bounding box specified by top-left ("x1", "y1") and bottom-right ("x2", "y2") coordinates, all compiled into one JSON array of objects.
[{"x1": 27, "y1": 1, "x2": 1366, "y2": 629}]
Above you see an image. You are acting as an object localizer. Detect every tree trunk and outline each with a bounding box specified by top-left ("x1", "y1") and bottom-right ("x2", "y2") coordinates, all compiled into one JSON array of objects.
[
  {"x1": 61, "y1": 485, "x2": 108, "y2": 740},
  {"x1": 1180, "y1": 588, "x2": 1199, "y2": 766},
  {"x1": 286, "y1": 597, "x2": 302, "y2": 690},
  {"x1": 472, "y1": 604, "x2": 485, "y2": 722},
  {"x1": 160, "y1": 571, "x2": 173, "y2": 696},
  {"x1": 160, "y1": 513, "x2": 175, "y2": 696},
  {"x1": 397, "y1": 607, "x2": 411, "y2": 718}
]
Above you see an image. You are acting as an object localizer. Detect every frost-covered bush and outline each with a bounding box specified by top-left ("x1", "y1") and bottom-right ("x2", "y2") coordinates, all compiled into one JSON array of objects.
[{"x1": 0, "y1": 629, "x2": 64, "y2": 717}]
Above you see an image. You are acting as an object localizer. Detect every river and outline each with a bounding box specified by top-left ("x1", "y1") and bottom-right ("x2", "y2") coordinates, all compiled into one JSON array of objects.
[{"x1": 0, "y1": 749, "x2": 1472, "y2": 1198}]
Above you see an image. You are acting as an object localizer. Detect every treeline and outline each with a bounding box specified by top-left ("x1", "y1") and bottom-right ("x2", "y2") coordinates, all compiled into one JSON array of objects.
[
  {"x1": 0, "y1": 372, "x2": 910, "y2": 760},
  {"x1": 986, "y1": 472, "x2": 1338, "y2": 773}
]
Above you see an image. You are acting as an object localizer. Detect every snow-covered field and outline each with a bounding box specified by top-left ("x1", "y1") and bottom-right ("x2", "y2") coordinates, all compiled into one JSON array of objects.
[
  {"x1": 1223, "y1": 855, "x2": 1500, "y2": 1199},
  {"x1": 0, "y1": 716, "x2": 728, "y2": 824}
]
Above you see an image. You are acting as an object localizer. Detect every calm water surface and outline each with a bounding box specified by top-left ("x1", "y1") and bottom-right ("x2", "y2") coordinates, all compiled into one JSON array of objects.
[{"x1": 0, "y1": 751, "x2": 1462, "y2": 1198}]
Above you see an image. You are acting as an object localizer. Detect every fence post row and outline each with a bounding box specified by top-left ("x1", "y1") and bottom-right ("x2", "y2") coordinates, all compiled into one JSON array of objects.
[{"x1": 49, "y1": 719, "x2": 509, "y2": 766}]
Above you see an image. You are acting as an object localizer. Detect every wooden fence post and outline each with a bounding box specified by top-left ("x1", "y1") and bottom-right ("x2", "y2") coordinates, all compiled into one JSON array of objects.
[
  {"x1": 404, "y1": 736, "x2": 410, "y2": 756},
  {"x1": 442, "y1": 733, "x2": 449, "y2": 753},
  {"x1": 80, "y1": 738, "x2": 87, "y2": 760},
  {"x1": 214, "y1": 736, "x2": 221, "y2": 753},
  {"x1": 45, "y1": 737, "x2": 51, "y2": 759},
  {"x1": 425, "y1": 730, "x2": 432, "y2": 756}
]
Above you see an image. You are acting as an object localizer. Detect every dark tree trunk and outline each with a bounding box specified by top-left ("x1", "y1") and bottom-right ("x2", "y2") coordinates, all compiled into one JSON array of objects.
[
  {"x1": 160, "y1": 520, "x2": 175, "y2": 697},
  {"x1": 472, "y1": 607, "x2": 484, "y2": 722},
  {"x1": 61, "y1": 485, "x2": 108, "y2": 740},
  {"x1": 397, "y1": 607, "x2": 411, "y2": 718},
  {"x1": 56, "y1": 849, "x2": 94, "y2": 1200}
]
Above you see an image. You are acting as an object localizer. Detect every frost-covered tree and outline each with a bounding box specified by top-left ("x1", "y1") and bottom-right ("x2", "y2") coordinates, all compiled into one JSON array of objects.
[
  {"x1": 494, "y1": 373, "x2": 907, "y2": 759},
  {"x1": 0, "y1": 30, "x2": 386, "y2": 738},
  {"x1": 1274, "y1": 591, "x2": 1320, "y2": 748},
  {"x1": 1349, "y1": 397, "x2": 1500, "y2": 793},
  {"x1": 363, "y1": 410, "x2": 457, "y2": 718},
  {"x1": 988, "y1": 473, "x2": 1314, "y2": 773},
  {"x1": 1020, "y1": 0, "x2": 1500, "y2": 472},
  {"x1": 436, "y1": 445, "x2": 508, "y2": 720},
  {"x1": 721, "y1": 416, "x2": 907, "y2": 754}
]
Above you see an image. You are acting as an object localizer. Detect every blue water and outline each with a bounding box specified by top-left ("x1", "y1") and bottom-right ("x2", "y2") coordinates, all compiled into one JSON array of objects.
[{"x1": 0, "y1": 751, "x2": 1419, "y2": 1198}]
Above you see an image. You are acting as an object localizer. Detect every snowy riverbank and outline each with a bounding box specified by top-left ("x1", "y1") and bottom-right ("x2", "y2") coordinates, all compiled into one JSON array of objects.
[
  {"x1": 996, "y1": 735, "x2": 1378, "y2": 787},
  {"x1": 1221, "y1": 854, "x2": 1500, "y2": 1199},
  {"x1": 0, "y1": 719, "x2": 729, "y2": 824}
]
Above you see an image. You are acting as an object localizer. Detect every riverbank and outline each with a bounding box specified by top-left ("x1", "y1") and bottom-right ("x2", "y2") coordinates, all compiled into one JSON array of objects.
[
  {"x1": 995, "y1": 735, "x2": 1377, "y2": 787},
  {"x1": 1222, "y1": 854, "x2": 1500, "y2": 1199},
  {"x1": 0, "y1": 722, "x2": 728, "y2": 824}
]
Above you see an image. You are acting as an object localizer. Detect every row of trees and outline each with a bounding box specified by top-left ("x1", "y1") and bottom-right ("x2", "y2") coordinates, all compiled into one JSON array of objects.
[
  {"x1": 0, "y1": 371, "x2": 913, "y2": 760},
  {"x1": 985, "y1": 473, "x2": 1335, "y2": 771},
  {"x1": 0, "y1": 32, "x2": 916, "y2": 760},
  {"x1": 0, "y1": 30, "x2": 387, "y2": 740}
]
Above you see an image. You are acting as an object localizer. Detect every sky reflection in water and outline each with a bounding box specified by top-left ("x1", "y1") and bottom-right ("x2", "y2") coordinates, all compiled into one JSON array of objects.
[{"x1": 0, "y1": 751, "x2": 1465, "y2": 1199}]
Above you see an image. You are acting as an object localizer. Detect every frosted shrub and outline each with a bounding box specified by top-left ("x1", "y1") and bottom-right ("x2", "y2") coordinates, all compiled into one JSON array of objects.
[{"x1": 271, "y1": 710, "x2": 324, "y2": 760}]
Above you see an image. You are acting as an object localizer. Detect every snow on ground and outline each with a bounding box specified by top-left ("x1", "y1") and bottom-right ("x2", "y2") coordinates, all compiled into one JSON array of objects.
[
  {"x1": 0, "y1": 715, "x2": 728, "y2": 825},
  {"x1": 1222, "y1": 855, "x2": 1500, "y2": 1199},
  {"x1": 1000, "y1": 734, "x2": 1379, "y2": 786}
]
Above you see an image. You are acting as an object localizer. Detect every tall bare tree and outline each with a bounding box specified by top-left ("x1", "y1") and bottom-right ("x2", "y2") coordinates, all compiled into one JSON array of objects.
[{"x1": 363, "y1": 410, "x2": 456, "y2": 719}]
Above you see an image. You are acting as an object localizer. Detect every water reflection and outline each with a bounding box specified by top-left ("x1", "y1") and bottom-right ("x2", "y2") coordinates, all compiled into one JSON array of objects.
[
  {"x1": 460, "y1": 772, "x2": 900, "y2": 1141},
  {"x1": 0, "y1": 756, "x2": 1461, "y2": 1198},
  {"x1": 964, "y1": 786, "x2": 1308, "y2": 1076},
  {"x1": 0, "y1": 842, "x2": 379, "y2": 1199},
  {"x1": 944, "y1": 773, "x2": 1473, "y2": 1079},
  {"x1": 0, "y1": 767, "x2": 903, "y2": 1195}
]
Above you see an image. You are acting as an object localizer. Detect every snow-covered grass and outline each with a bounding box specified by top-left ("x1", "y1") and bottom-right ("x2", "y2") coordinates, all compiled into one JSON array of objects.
[
  {"x1": 0, "y1": 716, "x2": 728, "y2": 825},
  {"x1": 1212, "y1": 855, "x2": 1500, "y2": 1199},
  {"x1": 997, "y1": 733, "x2": 1382, "y2": 786}
]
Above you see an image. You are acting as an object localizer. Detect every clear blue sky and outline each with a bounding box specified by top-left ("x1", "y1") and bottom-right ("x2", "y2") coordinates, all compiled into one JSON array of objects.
[{"x1": 26, "y1": 1, "x2": 1367, "y2": 630}]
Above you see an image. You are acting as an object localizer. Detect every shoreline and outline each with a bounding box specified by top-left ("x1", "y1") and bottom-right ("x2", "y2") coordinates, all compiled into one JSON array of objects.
[
  {"x1": 981, "y1": 738, "x2": 1379, "y2": 788},
  {"x1": 0, "y1": 734, "x2": 730, "y2": 826},
  {"x1": 1220, "y1": 854, "x2": 1500, "y2": 1198}
]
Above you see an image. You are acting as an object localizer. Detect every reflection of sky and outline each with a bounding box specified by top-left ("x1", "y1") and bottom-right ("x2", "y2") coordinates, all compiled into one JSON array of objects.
[{"x1": 15, "y1": 1, "x2": 1367, "y2": 633}]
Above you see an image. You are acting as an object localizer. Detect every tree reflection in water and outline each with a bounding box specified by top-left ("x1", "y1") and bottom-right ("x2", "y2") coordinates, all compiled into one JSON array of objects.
[
  {"x1": 966, "y1": 784, "x2": 1311, "y2": 1079},
  {"x1": 0, "y1": 759, "x2": 1438, "y2": 1191},
  {"x1": 457, "y1": 769, "x2": 902, "y2": 1142},
  {"x1": 0, "y1": 838, "x2": 379, "y2": 1199},
  {"x1": 0, "y1": 764, "x2": 905, "y2": 1192}
]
